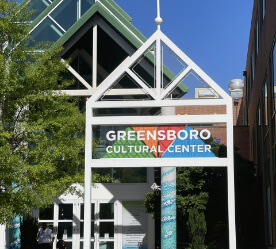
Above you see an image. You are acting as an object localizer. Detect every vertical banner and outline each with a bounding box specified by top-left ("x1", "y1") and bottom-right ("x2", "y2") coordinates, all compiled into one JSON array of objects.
[
  {"x1": 9, "y1": 216, "x2": 21, "y2": 249},
  {"x1": 161, "y1": 167, "x2": 177, "y2": 249},
  {"x1": 122, "y1": 201, "x2": 148, "y2": 249}
]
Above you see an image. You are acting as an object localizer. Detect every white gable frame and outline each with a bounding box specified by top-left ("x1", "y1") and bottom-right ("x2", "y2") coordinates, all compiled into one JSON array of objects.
[{"x1": 84, "y1": 30, "x2": 236, "y2": 249}]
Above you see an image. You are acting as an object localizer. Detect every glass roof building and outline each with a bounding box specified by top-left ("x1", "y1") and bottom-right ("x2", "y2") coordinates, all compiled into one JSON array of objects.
[
  {"x1": 1, "y1": 1, "x2": 237, "y2": 249},
  {"x1": 4, "y1": 1, "x2": 160, "y2": 248}
]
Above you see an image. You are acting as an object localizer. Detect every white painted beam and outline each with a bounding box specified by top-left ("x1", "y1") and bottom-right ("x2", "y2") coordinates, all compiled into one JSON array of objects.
[
  {"x1": 89, "y1": 158, "x2": 228, "y2": 168},
  {"x1": 89, "y1": 114, "x2": 228, "y2": 125},
  {"x1": 93, "y1": 25, "x2": 98, "y2": 88},
  {"x1": 91, "y1": 98, "x2": 227, "y2": 108},
  {"x1": 160, "y1": 66, "x2": 192, "y2": 100}
]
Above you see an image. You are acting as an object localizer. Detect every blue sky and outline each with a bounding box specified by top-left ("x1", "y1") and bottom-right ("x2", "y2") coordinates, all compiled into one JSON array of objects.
[
  {"x1": 17, "y1": 0, "x2": 253, "y2": 94},
  {"x1": 115, "y1": 0, "x2": 253, "y2": 93}
]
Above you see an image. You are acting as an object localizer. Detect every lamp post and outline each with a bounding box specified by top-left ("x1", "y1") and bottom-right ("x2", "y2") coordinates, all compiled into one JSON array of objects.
[{"x1": 228, "y1": 79, "x2": 244, "y2": 125}]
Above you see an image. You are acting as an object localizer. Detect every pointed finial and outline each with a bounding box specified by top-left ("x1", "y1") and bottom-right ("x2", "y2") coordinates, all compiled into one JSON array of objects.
[{"x1": 155, "y1": 0, "x2": 163, "y2": 29}]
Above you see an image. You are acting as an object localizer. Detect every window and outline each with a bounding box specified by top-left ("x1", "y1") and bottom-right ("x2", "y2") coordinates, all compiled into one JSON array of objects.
[
  {"x1": 260, "y1": 0, "x2": 266, "y2": 26},
  {"x1": 272, "y1": 40, "x2": 276, "y2": 114},
  {"x1": 51, "y1": 0, "x2": 79, "y2": 31},
  {"x1": 262, "y1": 77, "x2": 268, "y2": 136},
  {"x1": 62, "y1": 28, "x2": 93, "y2": 88},
  {"x1": 252, "y1": 125, "x2": 256, "y2": 163},
  {"x1": 80, "y1": 204, "x2": 95, "y2": 239},
  {"x1": 92, "y1": 168, "x2": 147, "y2": 183},
  {"x1": 30, "y1": 0, "x2": 94, "y2": 44},
  {"x1": 58, "y1": 204, "x2": 73, "y2": 241},
  {"x1": 59, "y1": 204, "x2": 73, "y2": 220},
  {"x1": 247, "y1": 75, "x2": 251, "y2": 104},
  {"x1": 27, "y1": 0, "x2": 51, "y2": 20},
  {"x1": 266, "y1": 186, "x2": 273, "y2": 245},
  {"x1": 271, "y1": 39, "x2": 276, "y2": 144},
  {"x1": 255, "y1": 20, "x2": 259, "y2": 58},
  {"x1": 257, "y1": 104, "x2": 261, "y2": 156},
  {"x1": 31, "y1": 17, "x2": 64, "y2": 44},
  {"x1": 251, "y1": 52, "x2": 255, "y2": 82},
  {"x1": 39, "y1": 205, "x2": 54, "y2": 220}
]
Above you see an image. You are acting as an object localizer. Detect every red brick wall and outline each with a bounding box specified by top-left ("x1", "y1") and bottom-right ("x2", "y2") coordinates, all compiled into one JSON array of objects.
[
  {"x1": 233, "y1": 126, "x2": 250, "y2": 160},
  {"x1": 176, "y1": 106, "x2": 226, "y2": 115}
]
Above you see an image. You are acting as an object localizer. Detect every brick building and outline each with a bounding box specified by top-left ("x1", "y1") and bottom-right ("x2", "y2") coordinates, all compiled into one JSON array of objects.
[{"x1": 237, "y1": 0, "x2": 276, "y2": 247}]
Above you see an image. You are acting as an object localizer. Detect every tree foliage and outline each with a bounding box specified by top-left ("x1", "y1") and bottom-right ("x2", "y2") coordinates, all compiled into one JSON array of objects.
[
  {"x1": 144, "y1": 140, "x2": 259, "y2": 248},
  {"x1": 187, "y1": 208, "x2": 207, "y2": 249},
  {"x1": 144, "y1": 167, "x2": 209, "y2": 248},
  {"x1": 0, "y1": 0, "x2": 85, "y2": 223}
]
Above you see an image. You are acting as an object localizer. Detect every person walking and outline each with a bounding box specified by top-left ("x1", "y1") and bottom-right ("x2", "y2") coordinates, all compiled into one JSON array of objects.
[
  {"x1": 56, "y1": 233, "x2": 66, "y2": 249},
  {"x1": 37, "y1": 223, "x2": 55, "y2": 249}
]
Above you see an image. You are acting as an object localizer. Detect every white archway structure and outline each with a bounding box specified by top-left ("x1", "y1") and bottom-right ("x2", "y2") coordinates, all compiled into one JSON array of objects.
[{"x1": 84, "y1": 28, "x2": 236, "y2": 249}]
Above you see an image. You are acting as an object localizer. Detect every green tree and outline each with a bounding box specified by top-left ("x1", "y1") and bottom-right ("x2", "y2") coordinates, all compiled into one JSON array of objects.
[
  {"x1": 144, "y1": 167, "x2": 209, "y2": 248},
  {"x1": 0, "y1": 0, "x2": 85, "y2": 223},
  {"x1": 144, "y1": 136, "x2": 221, "y2": 248},
  {"x1": 187, "y1": 208, "x2": 207, "y2": 249}
]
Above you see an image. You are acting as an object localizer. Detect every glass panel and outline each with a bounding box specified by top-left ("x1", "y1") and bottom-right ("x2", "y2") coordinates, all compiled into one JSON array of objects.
[
  {"x1": 61, "y1": 28, "x2": 93, "y2": 87},
  {"x1": 80, "y1": 222, "x2": 94, "y2": 238},
  {"x1": 81, "y1": 203, "x2": 95, "y2": 220},
  {"x1": 65, "y1": 241, "x2": 72, "y2": 249},
  {"x1": 113, "y1": 168, "x2": 147, "y2": 183},
  {"x1": 81, "y1": 0, "x2": 94, "y2": 15},
  {"x1": 93, "y1": 107, "x2": 160, "y2": 117},
  {"x1": 131, "y1": 43, "x2": 156, "y2": 89},
  {"x1": 167, "y1": 70, "x2": 220, "y2": 99},
  {"x1": 263, "y1": 80, "x2": 268, "y2": 136},
  {"x1": 267, "y1": 186, "x2": 272, "y2": 245},
  {"x1": 99, "y1": 242, "x2": 114, "y2": 249},
  {"x1": 79, "y1": 56, "x2": 92, "y2": 85},
  {"x1": 58, "y1": 222, "x2": 73, "y2": 239},
  {"x1": 262, "y1": 0, "x2": 266, "y2": 18},
  {"x1": 31, "y1": 17, "x2": 64, "y2": 44},
  {"x1": 80, "y1": 242, "x2": 94, "y2": 249},
  {"x1": 99, "y1": 222, "x2": 114, "y2": 239},
  {"x1": 39, "y1": 205, "x2": 53, "y2": 220},
  {"x1": 100, "y1": 73, "x2": 153, "y2": 101},
  {"x1": 27, "y1": 0, "x2": 51, "y2": 20},
  {"x1": 50, "y1": 0, "x2": 78, "y2": 31},
  {"x1": 161, "y1": 41, "x2": 188, "y2": 89},
  {"x1": 97, "y1": 27, "x2": 128, "y2": 86},
  {"x1": 92, "y1": 168, "x2": 112, "y2": 177},
  {"x1": 100, "y1": 204, "x2": 114, "y2": 219},
  {"x1": 62, "y1": 28, "x2": 93, "y2": 61},
  {"x1": 59, "y1": 204, "x2": 73, "y2": 220},
  {"x1": 112, "y1": 74, "x2": 144, "y2": 89},
  {"x1": 60, "y1": 69, "x2": 87, "y2": 90}
]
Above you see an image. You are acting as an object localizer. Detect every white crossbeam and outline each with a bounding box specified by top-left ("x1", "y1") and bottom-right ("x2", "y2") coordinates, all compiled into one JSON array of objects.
[
  {"x1": 89, "y1": 158, "x2": 228, "y2": 168},
  {"x1": 89, "y1": 114, "x2": 228, "y2": 125}
]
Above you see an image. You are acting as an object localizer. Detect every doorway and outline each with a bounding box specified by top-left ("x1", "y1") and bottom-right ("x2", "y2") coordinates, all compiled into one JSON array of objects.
[{"x1": 38, "y1": 200, "x2": 116, "y2": 249}]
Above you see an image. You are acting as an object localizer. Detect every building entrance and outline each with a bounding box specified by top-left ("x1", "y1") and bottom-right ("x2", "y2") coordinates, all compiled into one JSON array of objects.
[{"x1": 38, "y1": 200, "x2": 116, "y2": 249}]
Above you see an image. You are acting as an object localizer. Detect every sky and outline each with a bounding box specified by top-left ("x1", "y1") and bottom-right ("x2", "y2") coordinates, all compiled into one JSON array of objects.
[
  {"x1": 17, "y1": 0, "x2": 254, "y2": 94},
  {"x1": 114, "y1": 0, "x2": 254, "y2": 94}
]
